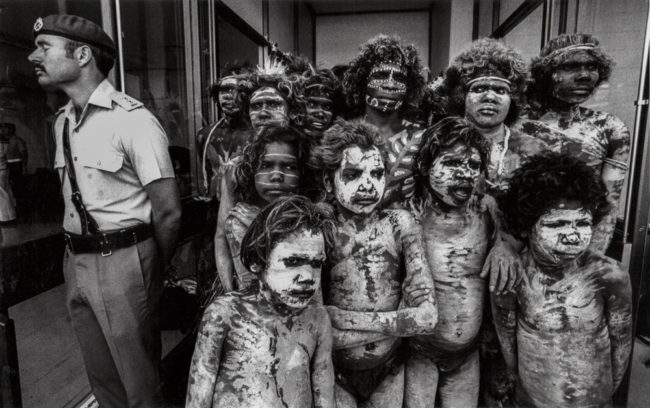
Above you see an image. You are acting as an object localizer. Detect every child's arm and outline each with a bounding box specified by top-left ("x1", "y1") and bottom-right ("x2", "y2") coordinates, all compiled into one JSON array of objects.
[
  {"x1": 186, "y1": 300, "x2": 231, "y2": 408},
  {"x1": 327, "y1": 211, "x2": 437, "y2": 336},
  {"x1": 311, "y1": 311, "x2": 337, "y2": 408},
  {"x1": 215, "y1": 172, "x2": 236, "y2": 292},
  {"x1": 602, "y1": 262, "x2": 633, "y2": 390},
  {"x1": 491, "y1": 291, "x2": 518, "y2": 375},
  {"x1": 331, "y1": 327, "x2": 392, "y2": 350}
]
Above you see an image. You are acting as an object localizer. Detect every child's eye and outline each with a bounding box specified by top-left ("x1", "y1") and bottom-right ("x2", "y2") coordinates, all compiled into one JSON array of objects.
[
  {"x1": 284, "y1": 163, "x2": 298, "y2": 171},
  {"x1": 342, "y1": 170, "x2": 361, "y2": 181},
  {"x1": 577, "y1": 220, "x2": 592, "y2": 227},
  {"x1": 371, "y1": 169, "x2": 384, "y2": 178},
  {"x1": 285, "y1": 257, "x2": 300, "y2": 266},
  {"x1": 310, "y1": 259, "x2": 324, "y2": 268}
]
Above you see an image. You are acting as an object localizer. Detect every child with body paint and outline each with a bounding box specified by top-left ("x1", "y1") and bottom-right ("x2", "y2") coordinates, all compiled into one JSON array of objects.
[
  {"x1": 218, "y1": 126, "x2": 307, "y2": 292},
  {"x1": 187, "y1": 195, "x2": 336, "y2": 408},
  {"x1": 405, "y1": 117, "x2": 495, "y2": 408},
  {"x1": 492, "y1": 154, "x2": 632, "y2": 408},
  {"x1": 309, "y1": 119, "x2": 438, "y2": 408}
]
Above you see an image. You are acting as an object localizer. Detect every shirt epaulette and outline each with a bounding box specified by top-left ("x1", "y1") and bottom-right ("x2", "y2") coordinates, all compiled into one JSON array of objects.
[{"x1": 110, "y1": 92, "x2": 143, "y2": 111}]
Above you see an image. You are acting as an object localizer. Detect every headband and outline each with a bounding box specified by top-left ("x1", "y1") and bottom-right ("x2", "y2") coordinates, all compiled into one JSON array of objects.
[
  {"x1": 544, "y1": 43, "x2": 597, "y2": 61},
  {"x1": 466, "y1": 76, "x2": 512, "y2": 87}
]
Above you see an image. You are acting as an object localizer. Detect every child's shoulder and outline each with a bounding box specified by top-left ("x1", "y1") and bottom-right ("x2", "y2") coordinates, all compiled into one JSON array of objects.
[
  {"x1": 380, "y1": 208, "x2": 418, "y2": 228},
  {"x1": 579, "y1": 251, "x2": 627, "y2": 282}
]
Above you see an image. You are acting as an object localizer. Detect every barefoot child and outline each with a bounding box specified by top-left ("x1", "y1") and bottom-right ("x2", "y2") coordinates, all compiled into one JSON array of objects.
[
  {"x1": 187, "y1": 195, "x2": 336, "y2": 408},
  {"x1": 309, "y1": 119, "x2": 438, "y2": 407},
  {"x1": 493, "y1": 154, "x2": 632, "y2": 407},
  {"x1": 405, "y1": 117, "x2": 495, "y2": 408}
]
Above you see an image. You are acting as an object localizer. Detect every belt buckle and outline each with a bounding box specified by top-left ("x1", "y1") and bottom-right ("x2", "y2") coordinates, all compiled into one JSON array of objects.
[
  {"x1": 64, "y1": 233, "x2": 74, "y2": 253},
  {"x1": 100, "y1": 233, "x2": 112, "y2": 257}
]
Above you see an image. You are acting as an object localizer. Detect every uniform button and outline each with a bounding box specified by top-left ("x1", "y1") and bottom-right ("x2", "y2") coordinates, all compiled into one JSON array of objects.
[
  {"x1": 74, "y1": 156, "x2": 77, "y2": 161},
  {"x1": 97, "y1": 161, "x2": 101, "y2": 166},
  {"x1": 70, "y1": 213, "x2": 74, "y2": 218}
]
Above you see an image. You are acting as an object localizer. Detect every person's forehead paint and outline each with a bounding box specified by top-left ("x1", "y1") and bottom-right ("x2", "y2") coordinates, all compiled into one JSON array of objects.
[{"x1": 332, "y1": 146, "x2": 385, "y2": 214}]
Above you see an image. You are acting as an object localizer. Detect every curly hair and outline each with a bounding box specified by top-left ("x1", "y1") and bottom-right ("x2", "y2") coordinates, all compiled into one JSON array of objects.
[
  {"x1": 308, "y1": 118, "x2": 388, "y2": 173},
  {"x1": 240, "y1": 195, "x2": 336, "y2": 273},
  {"x1": 232, "y1": 126, "x2": 309, "y2": 203},
  {"x1": 498, "y1": 153, "x2": 611, "y2": 240},
  {"x1": 208, "y1": 61, "x2": 254, "y2": 102},
  {"x1": 527, "y1": 33, "x2": 614, "y2": 112},
  {"x1": 239, "y1": 70, "x2": 307, "y2": 127},
  {"x1": 416, "y1": 116, "x2": 491, "y2": 177},
  {"x1": 343, "y1": 34, "x2": 425, "y2": 118},
  {"x1": 436, "y1": 38, "x2": 527, "y2": 126}
]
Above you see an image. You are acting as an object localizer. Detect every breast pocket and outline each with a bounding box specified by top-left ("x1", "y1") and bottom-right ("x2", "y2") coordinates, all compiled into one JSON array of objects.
[{"x1": 78, "y1": 150, "x2": 124, "y2": 173}]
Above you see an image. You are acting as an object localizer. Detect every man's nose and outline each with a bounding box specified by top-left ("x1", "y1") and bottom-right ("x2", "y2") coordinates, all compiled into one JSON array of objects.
[
  {"x1": 358, "y1": 177, "x2": 374, "y2": 191},
  {"x1": 28, "y1": 49, "x2": 40, "y2": 63},
  {"x1": 575, "y1": 67, "x2": 593, "y2": 81},
  {"x1": 294, "y1": 273, "x2": 316, "y2": 286},
  {"x1": 481, "y1": 89, "x2": 499, "y2": 102},
  {"x1": 563, "y1": 231, "x2": 581, "y2": 244}
]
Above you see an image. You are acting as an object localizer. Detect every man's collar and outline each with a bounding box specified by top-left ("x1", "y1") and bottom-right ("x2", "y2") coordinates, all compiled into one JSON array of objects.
[{"x1": 86, "y1": 78, "x2": 115, "y2": 110}]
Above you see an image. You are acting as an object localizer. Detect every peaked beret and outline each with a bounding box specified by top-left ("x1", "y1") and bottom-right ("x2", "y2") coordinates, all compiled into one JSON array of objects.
[{"x1": 33, "y1": 14, "x2": 116, "y2": 53}]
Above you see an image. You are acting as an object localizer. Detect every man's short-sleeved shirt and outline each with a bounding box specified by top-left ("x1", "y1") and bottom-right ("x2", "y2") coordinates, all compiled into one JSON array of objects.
[{"x1": 53, "y1": 79, "x2": 175, "y2": 234}]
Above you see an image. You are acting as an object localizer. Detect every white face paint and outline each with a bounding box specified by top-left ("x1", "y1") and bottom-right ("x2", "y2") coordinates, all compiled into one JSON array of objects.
[
  {"x1": 262, "y1": 228, "x2": 325, "y2": 310},
  {"x1": 249, "y1": 87, "x2": 290, "y2": 131},
  {"x1": 332, "y1": 146, "x2": 385, "y2": 214},
  {"x1": 530, "y1": 204, "x2": 593, "y2": 266},
  {"x1": 428, "y1": 143, "x2": 482, "y2": 207},
  {"x1": 365, "y1": 62, "x2": 407, "y2": 113}
]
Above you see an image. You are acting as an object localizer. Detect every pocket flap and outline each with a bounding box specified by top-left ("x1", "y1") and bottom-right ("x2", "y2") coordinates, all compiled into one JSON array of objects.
[{"x1": 78, "y1": 151, "x2": 124, "y2": 172}]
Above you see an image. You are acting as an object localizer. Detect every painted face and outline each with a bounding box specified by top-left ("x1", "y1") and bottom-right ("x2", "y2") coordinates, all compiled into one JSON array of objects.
[
  {"x1": 365, "y1": 62, "x2": 407, "y2": 113},
  {"x1": 262, "y1": 228, "x2": 325, "y2": 310},
  {"x1": 428, "y1": 142, "x2": 481, "y2": 207},
  {"x1": 305, "y1": 93, "x2": 334, "y2": 136},
  {"x1": 218, "y1": 76, "x2": 239, "y2": 116},
  {"x1": 529, "y1": 202, "x2": 593, "y2": 266},
  {"x1": 465, "y1": 78, "x2": 511, "y2": 130},
  {"x1": 332, "y1": 146, "x2": 385, "y2": 214},
  {"x1": 28, "y1": 35, "x2": 80, "y2": 88},
  {"x1": 551, "y1": 51, "x2": 600, "y2": 105},
  {"x1": 254, "y1": 141, "x2": 300, "y2": 204},
  {"x1": 249, "y1": 87, "x2": 289, "y2": 131}
]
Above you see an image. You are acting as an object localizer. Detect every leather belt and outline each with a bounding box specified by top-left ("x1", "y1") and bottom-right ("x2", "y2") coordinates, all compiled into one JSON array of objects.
[{"x1": 64, "y1": 224, "x2": 153, "y2": 256}]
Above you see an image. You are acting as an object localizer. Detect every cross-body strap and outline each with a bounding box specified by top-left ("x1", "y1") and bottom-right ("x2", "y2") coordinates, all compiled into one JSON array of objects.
[{"x1": 61, "y1": 118, "x2": 101, "y2": 235}]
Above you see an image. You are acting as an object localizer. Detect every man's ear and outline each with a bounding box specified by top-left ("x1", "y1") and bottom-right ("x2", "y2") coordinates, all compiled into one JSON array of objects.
[{"x1": 77, "y1": 45, "x2": 93, "y2": 68}]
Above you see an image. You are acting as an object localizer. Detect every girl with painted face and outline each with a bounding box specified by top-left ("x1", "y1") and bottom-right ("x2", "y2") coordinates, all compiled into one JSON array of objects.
[
  {"x1": 309, "y1": 119, "x2": 437, "y2": 407},
  {"x1": 343, "y1": 35, "x2": 427, "y2": 208},
  {"x1": 214, "y1": 126, "x2": 307, "y2": 293},
  {"x1": 406, "y1": 117, "x2": 495, "y2": 408},
  {"x1": 523, "y1": 34, "x2": 630, "y2": 254},
  {"x1": 188, "y1": 196, "x2": 336, "y2": 408},
  {"x1": 493, "y1": 154, "x2": 632, "y2": 408}
]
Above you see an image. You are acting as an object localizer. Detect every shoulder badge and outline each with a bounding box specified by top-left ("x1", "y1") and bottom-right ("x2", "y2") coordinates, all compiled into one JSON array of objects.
[
  {"x1": 110, "y1": 92, "x2": 143, "y2": 111},
  {"x1": 34, "y1": 18, "x2": 43, "y2": 32}
]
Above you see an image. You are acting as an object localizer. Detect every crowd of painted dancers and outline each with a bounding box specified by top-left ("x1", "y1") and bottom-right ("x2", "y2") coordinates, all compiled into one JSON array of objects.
[{"x1": 189, "y1": 33, "x2": 632, "y2": 408}]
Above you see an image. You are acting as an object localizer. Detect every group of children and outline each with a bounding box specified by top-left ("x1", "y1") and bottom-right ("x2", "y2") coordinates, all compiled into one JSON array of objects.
[{"x1": 187, "y1": 32, "x2": 633, "y2": 408}]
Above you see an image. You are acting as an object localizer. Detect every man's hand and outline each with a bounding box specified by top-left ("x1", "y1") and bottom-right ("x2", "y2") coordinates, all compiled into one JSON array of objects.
[{"x1": 403, "y1": 283, "x2": 434, "y2": 307}]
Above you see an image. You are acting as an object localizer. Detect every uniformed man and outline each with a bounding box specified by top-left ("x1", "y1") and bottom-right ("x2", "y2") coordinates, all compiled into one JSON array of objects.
[{"x1": 28, "y1": 15, "x2": 182, "y2": 407}]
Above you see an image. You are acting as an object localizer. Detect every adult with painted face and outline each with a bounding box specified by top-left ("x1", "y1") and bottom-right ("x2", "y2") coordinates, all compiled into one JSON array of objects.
[
  {"x1": 197, "y1": 62, "x2": 253, "y2": 201},
  {"x1": 188, "y1": 196, "x2": 336, "y2": 408},
  {"x1": 28, "y1": 14, "x2": 181, "y2": 407},
  {"x1": 309, "y1": 119, "x2": 437, "y2": 407},
  {"x1": 406, "y1": 118, "x2": 496, "y2": 408},
  {"x1": 343, "y1": 35, "x2": 426, "y2": 207},
  {"x1": 522, "y1": 34, "x2": 629, "y2": 254},
  {"x1": 493, "y1": 154, "x2": 632, "y2": 408}
]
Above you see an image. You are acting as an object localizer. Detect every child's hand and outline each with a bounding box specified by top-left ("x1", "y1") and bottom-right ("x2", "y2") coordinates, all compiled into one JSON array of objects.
[
  {"x1": 481, "y1": 239, "x2": 522, "y2": 294},
  {"x1": 403, "y1": 283, "x2": 434, "y2": 307}
]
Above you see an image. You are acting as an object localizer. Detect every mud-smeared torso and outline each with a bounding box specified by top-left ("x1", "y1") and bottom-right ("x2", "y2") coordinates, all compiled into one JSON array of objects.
[
  {"x1": 411, "y1": 196, "x2": 493, "y2": 355},
  {"x1": 482, "y1": 123, "x2": 554, "y2": 196},
  {"x1": 515, "y1": 251, "x2": 615, "y2": 407},
  {"x1": 325, "y1": 210, "x2": 406, "y2": 368},
  {"x1": 212, "y1": 294, "x2": 325, "y2": 408},
  {"x1": 521, "y1": 107, "x2": 630, "y2": 174},
  {"x1": 225, "y1": 202, "x2": 261, "y2": 290},
  {"x1": 382, "y1": 124, "x2": 424, "y2": 208}
]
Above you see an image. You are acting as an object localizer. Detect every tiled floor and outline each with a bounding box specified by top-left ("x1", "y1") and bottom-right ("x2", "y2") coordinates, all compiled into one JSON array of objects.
[{"x1": 9, "y1": 284, "x2": 184, "y2": 408}]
